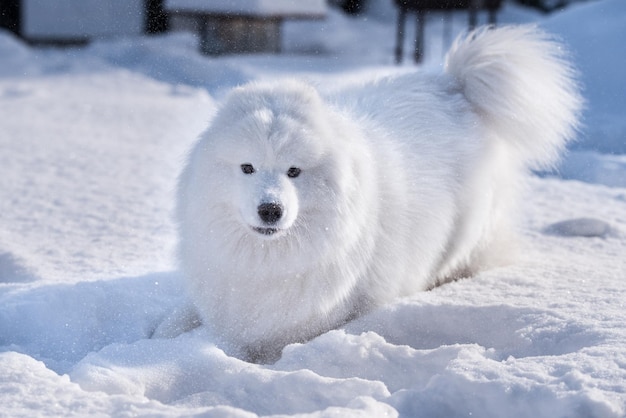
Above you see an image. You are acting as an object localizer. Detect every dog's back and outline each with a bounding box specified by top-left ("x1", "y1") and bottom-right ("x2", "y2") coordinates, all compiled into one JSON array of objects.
[{"x1": 339, "y1": 25, "x2": 583, "y2": 288}]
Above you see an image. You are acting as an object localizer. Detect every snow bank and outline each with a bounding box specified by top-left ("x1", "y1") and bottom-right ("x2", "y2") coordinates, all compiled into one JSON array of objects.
[
  {"x1": 1, "y1": 1, "x2": 625, "y2": 416},
  {"x1": 542, "y1": 0, "x2": 626, "y2": 153}
]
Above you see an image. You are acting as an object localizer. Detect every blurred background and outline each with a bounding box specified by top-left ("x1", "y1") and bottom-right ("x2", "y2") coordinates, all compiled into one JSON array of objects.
[{"x1": 0, "y1": 0, "x2": 592, "y2": 51}]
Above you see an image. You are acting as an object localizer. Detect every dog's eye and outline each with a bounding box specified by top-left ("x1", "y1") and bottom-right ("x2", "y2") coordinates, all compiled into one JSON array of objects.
[
  {"x1": 287, "y1": 167, "x2": 301, "y2": 178},
  {"x1": 241, "y1": 164, "x2": 255, "y2": 175}
]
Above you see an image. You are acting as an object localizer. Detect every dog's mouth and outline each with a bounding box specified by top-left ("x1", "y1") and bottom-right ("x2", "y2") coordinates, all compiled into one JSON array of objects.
[{"x1": 252, "y1": 226, "x2": 281, "y2": 236}]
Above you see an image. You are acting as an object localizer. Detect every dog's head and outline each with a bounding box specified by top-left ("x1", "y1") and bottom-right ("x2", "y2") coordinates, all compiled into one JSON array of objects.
[{"x1": 193, "y1": 80, "x2": 351, "y2": 243}]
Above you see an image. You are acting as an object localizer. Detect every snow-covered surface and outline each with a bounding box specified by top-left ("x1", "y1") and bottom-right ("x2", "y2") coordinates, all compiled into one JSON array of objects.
[
  {"x1": 1, "y1": 0, "x2": 625, "y2": 416},
  {"x1": 542, "y1": 0, "x2": 626, "y2": 154},
  {"x1": 165, "y1": 0, "x2": 327, "y2": 17}
]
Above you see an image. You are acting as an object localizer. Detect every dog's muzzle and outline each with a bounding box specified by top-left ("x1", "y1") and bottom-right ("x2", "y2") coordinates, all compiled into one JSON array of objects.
[{"x1": 252, "y1": 202, "x2": 284, "y2": 236}]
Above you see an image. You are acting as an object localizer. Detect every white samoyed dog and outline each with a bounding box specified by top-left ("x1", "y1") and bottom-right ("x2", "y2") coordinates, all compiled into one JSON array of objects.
[{"x1": 171, "y1": 26, "x2": 581, "y2": 362}]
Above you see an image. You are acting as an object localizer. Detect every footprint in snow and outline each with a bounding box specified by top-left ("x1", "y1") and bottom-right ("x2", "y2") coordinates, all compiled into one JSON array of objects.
[{"x1": 543, "y1": 217, "x2": 612, "y2": 238}]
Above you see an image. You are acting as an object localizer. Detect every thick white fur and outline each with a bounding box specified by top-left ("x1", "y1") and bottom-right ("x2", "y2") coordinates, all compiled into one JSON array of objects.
[{"x1": 175, "y1": 26, "x2": 581, "y2": 362}]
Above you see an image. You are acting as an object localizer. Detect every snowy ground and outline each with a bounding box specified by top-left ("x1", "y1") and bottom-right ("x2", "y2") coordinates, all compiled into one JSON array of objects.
[{"x1": 1, "y1": 0, "x2": 625, "y2": 416}]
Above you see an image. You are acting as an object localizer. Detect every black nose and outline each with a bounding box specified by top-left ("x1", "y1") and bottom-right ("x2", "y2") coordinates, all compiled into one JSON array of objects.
[{"x1": 258, "y1": 202, "x2": 283, "y2": 224}]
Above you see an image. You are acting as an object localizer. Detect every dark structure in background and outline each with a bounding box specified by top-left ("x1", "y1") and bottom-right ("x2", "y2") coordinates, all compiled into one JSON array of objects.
[
  {"x1": 0, "y1": 0, "x2": 324, "y2": 54},
  {"x1": 145, "y1": 0, "x2": 168, "y2": 33},
  {"x1": 164, "y1": 1, "x2": 327, "y2": 55},
  {"x1": 394, "y1": 0, "x2": 502, "y2": 63},
  {"x1": 341, "y1": 0, "x2": 365, "y2": 14},
  {"x1": 0, "y1": 0, "x2": 20, "y2": 35},
  {"x1": 0, "y1": 0, "x2": 587, "y2": 53},
  {"x1": 168, "y1": 8, "x2": 285, "y2": 55}
]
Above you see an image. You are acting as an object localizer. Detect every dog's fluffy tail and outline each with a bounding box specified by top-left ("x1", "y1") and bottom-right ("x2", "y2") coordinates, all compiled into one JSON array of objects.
[{"x1": 445, "y1": 25, "x2": 583, "y2": 170}]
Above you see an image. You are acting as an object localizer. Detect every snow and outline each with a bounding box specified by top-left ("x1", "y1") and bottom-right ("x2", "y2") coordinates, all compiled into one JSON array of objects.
[
  {"x1": 542, "y1": 0, "x2": 626, "y2": 154},
  {"x1": 1, "y1": 0, "x2": 625, "y2": 416}
]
